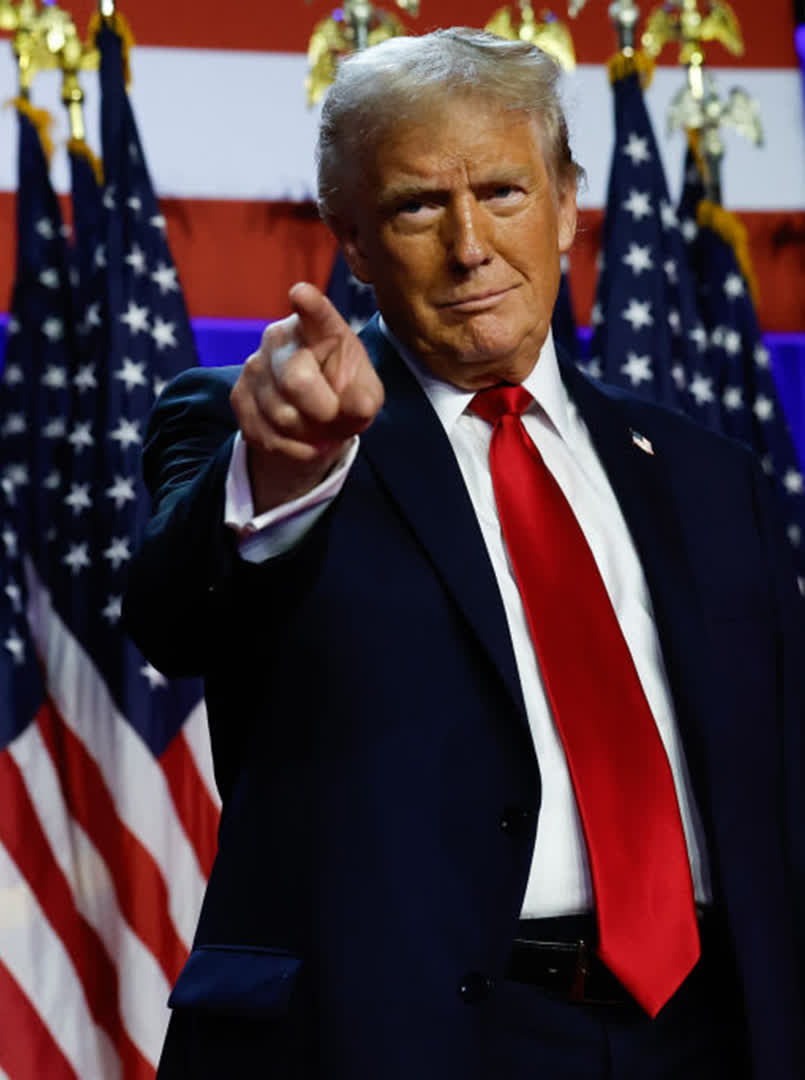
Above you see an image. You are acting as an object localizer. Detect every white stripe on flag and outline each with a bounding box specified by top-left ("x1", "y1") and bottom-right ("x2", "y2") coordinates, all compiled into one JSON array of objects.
[
  {"x1": 0, "y1": 840, "x2": 122, "y2": 1080},
  {"x1": 2, "y1": 48, "x2": 803, "y2": 210},
  {"x1": 24, "y1": 559, "x2": 207, "y2": 948},
  {"x1": 9, "y1": 722, "x2": 171, "y2": 1068},
  {"x1": 180, "y1": 699, "x2": 222, "y2": 810}
]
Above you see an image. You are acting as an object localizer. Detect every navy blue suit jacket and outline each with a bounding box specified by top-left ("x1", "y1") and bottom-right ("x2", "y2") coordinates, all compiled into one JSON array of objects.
[{"x1": 124, "y1": 317, "x2": 805, "y2": 1078}]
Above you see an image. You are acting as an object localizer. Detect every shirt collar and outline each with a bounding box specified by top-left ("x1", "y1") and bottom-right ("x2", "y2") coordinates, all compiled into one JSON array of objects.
[{"x1": 378, "y1": 315, "x2": 573, "y2": 442}]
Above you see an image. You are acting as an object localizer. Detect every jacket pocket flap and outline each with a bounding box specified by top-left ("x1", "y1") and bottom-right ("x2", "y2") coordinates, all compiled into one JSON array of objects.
[{"x1": 169, "y1": 945, "x2": 302, "y2": 1018}]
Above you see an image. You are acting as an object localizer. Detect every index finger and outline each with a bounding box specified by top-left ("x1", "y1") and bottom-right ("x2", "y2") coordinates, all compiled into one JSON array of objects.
[{"x1": 289, "y1": 282, "x2": 351, "y2": 349}]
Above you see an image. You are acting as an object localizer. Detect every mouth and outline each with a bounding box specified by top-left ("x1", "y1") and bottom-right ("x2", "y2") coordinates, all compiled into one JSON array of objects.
[{"x1": 438, "y1": 287, "x2": 515, "y2": 313}]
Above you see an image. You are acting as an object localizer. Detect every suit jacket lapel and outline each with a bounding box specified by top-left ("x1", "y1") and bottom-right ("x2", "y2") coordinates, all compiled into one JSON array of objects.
[{"x1": 359, "y1": 319, "x2": 527, "y2": 721}]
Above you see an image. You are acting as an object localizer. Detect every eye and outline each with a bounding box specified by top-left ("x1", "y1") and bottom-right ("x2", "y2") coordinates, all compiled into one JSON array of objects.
[
  {"x1": 488, "y1": 184, "x2": 520, "y2": 201},
  {"x1": 397, "y1": 198, "x2": 425, "y2": 216}
]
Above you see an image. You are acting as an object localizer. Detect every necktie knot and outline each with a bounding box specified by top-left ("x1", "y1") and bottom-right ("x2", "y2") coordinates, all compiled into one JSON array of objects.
[{"x1": 470, "y1": 384, "x2": 532, "y2": 425}]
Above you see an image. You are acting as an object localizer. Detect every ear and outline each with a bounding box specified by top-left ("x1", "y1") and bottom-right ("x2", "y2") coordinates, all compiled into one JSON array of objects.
[
  {"x1": 556, "y1": 176, "x2": 578, "y2": 254},
  {"x1": 332, "y1": 218, "x2": 374, "y2": 285}
]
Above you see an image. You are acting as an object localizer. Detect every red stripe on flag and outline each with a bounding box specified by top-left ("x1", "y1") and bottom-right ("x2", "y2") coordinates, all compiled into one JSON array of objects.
[
  {"x1": 36, "y1": 707, "x2": 189, "y2": 987},
  {"x1": 0, "y1": 957, "x2": 79, "y2": 1080},
  {"x1": 160, "y1": 731, "x2": 219, "y2": 879},
  {"x1": 60, "y1": 0, "x2": 799, "y2": 67},
  {"x1": 0, "y1": 730, "x2": 154, "y2": 1080}
]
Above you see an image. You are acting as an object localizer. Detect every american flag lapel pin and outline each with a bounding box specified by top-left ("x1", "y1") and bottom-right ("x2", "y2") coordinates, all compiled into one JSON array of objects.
[{"x1": 630, "y1": 429, "x2": 654, "y2": 456}]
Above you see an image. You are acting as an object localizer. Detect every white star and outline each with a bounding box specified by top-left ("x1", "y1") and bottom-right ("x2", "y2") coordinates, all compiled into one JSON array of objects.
[
  {"x1": 64, "y1": 542, "x2": 91, "y2": 575},
  {"x1": 622, "y1": 132, "x2": 651, "y2": 165},
  {"x1": 74, "y1": 364, "x2": 97, "y2": 392},
  {"x1": 125, "y1": 244, "x2": 147, "y2": 276},
  {"x1": 43, "y1": 470, "x2": 61, "y2": 490},
  {"x1": 660, "y1": 200, "x2": 678, "y2": 230},
  {"x1": 663, "y1": 259, "x2": 678, "y2": 283},
  {"x1": 94, "y1": 244, "x2": 107, "y2": 269},
  {"x1": 141, "y1": 662, "x2": 168, "y2": 689},
  {"x1": 621, "y1": 352, "x2": 653, "y2": 385},
  {"x1": 710, "y1": 325, "x2": 726, "y2": 349},
  {"x1": 109, "y1": 418, "x2": 142, "y2": 450},
  {"x1": 783, "y1": 469, "x2": 804, "y2": 495},
  {"x1": 103, "y1": 536, "x2": 131, "y2": 570},
  {"x1": 788, "y1": 524, "x2": 802, "y2": 548},
  {"x1": 151, "y1": 262, "x2": 179, "y2": 295},
  {"x1": 724, "y1": 273, "x2": 745, "y2": 299},
  {"x1": 761, "y1": 454, "x2": 774, "y2": 476},
  {"x1": 69, "y1": 421, "x2": 95, "y2": 452},
  {"x1": 622, "y1": 243, "x2": 654, "y2": 276},
  {"x1": 590, "y1": 302, "x2": 603, "y2": 327},
  {"x1": 39, "y1": 268, "x2": 60, "y2": 289},
  {"x1": 578, "y1": 357, "x2": 602, "y2": 379},
  {"x1": 621, "y1": 298, "x2": 653, "y2": 331},
  {"x1": 41, "y1": 365, "x2": 67, "y2": 389},
  {"x1": 2, "y1": 527, "x2": 18, "y2": 556},
  {"x1": 5, "y1": 579, "x2": 21, "y2": 613},
  {"x1": 151, "y1": 317, "x2": 178, "y2": 351},
  {"x1": 65, "y1": 483, "x2": 92, "y2": 516},
  {"x1": 667, "y1": 308, "x2": 681, "y2": 333},
  {"x1": 2, "y1": 413, "x2": 25, "y2": 436},
  {"x1": 42, "y1": 317, "x2": 64, "y2": 342},
  {"x1": 680, "y1": 218, "x2": 698, "y2": 243},
  {"x1": 682, "y1": 324, "x2": 704, "y2": 354},
  {"x1": 84, "y1": 302, "x2": 102, "y2": 328},
  {"x1": 128, "y1": 141, "x2": 141, "y2": 164},
  {"x1": 150, "y1": 214, "x2": 167, "y2": 232},
  {"x1": 4, "y1": 464, "x2": 29, "y2": 489},
  {"x1": 106, "y1": 475, "x2": 137, "y2": 509},
  {"x1": 754, "y1": 396, "x2": 774, "y2": 422},
  {"x1": 722, "y1": 386, "x2": 743, "y2": 411},
  {"x1": 671, "y1": 364, "x2": 687, "y2": 390},
  {"x1": 4, "y1": 629, "x2": 24, "y2": 665},
  {"x1": 120, "y1": 301, "x2": 150, "y2": 335},
  {"x1": 42, "y1": 418, "x2": 66, "y2": 439},
  {"x1": 754, "y1": 344, "x2": 770, "y2": 369},
  {"x1": 689, "y1": 373, "x2": 715, "y2": 406},
  {"x1": 3, "y1": 363, "x2": 23, "y2": 385},
  {"x1": 115, "y1": 358, "x2": 148, "y2": 392},
  {"x1": 35, "y1": 218, "x2": 55, "y2": 239},
  {"x1": 622, "y1": 190, "x2": 652, "y2": 221},
  {"x1": 102, "y1": 595, "x2": 123, "y2": 624},
  {"x1": 724, "y1": 330, "x2": 742, "y2": 356},
  {"x1": 127, "y1": 195, "x2": 142, "y2": 214},
  {"x1": 103, "y1": 184, "x2": 116, "y2": 211}
]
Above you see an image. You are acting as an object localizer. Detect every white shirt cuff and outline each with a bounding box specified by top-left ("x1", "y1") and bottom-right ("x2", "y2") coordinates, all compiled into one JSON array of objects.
[{"x1": 224, "y1": 432, "x2": 359, "y2": 563}]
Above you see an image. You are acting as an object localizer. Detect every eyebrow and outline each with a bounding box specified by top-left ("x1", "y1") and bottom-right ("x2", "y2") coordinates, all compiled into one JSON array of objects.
[{"x1": 377, "y1": 166, "x2": 535, "y2": 211}]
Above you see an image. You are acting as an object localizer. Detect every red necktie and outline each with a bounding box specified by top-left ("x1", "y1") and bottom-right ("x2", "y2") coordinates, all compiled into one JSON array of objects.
[{"x1": 471, "y1": 385, "x2": 700, "y2": 1017}]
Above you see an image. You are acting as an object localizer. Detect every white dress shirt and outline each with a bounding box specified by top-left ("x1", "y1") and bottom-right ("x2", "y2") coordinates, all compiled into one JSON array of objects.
[{"x1": 224, "y1": 323, "x2": 712, "y2": 917}]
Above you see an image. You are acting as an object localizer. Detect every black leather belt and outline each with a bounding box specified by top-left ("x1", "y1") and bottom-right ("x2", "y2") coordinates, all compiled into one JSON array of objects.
[{"x1": 506, "y1": 910, "x2": 713, "y2": 1007}]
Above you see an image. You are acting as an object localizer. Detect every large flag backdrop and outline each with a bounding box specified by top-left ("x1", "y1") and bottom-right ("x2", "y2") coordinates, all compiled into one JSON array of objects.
[
  {"x1": 0, "y1": 0, "x2": 802, "y2": 336},
  {"x1": 0, "y1": 16, "x2": 220, "y2": 1078}
]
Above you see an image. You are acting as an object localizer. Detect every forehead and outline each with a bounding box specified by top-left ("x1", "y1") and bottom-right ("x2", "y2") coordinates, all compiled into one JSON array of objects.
[{"x1": 367, "y1": 98, "x2": 550, "y2": 187}]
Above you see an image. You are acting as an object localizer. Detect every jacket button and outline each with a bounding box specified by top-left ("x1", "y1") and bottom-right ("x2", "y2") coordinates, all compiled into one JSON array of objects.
[
  {"x1": 458, "y1": 971, "x2": 493, "y2": 1003},
  {"x1": 499, "y1": 805, "x2": 530, "y2": 836}
]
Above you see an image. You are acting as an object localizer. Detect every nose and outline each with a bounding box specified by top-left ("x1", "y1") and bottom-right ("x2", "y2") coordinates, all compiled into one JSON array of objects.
[{"x1": 443, "y1": 195, "x2": 492, "y2": 272}]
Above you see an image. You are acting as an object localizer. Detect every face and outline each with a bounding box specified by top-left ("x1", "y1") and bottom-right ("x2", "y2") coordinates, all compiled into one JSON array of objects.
[{"x1": 337, "y1": 97, "x2": 577, "y2": 390}]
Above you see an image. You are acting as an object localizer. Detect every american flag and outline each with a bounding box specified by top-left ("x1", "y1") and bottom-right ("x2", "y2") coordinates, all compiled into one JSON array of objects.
[
  {"x1": 325, "y1": 247, "x2": 377, "y2": 333},
  {"x1": 587, "y1": 55, "x2": 712, "y2": 420},
  {"x1": 0, "y1": 19, "x2": 220, "y2": 1078},
  {"x1": 677, "y1": 149, "x2": 805, "y2": 589}
]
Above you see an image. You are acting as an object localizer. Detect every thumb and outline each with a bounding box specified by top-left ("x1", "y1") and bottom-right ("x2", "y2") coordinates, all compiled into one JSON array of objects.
[{"x1": 289, "y1": 282, "x2": 350, "y2": 348}]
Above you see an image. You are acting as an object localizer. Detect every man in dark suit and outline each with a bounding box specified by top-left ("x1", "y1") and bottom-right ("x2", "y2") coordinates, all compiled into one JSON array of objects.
[{"x1": 124, "y1": 27, "x2": 804, "y2": 1079}]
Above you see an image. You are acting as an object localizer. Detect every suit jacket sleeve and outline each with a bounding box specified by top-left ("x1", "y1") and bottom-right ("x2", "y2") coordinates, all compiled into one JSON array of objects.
[{"x1": 123, "y1": 365, "x2": 321, "y2": 680}]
